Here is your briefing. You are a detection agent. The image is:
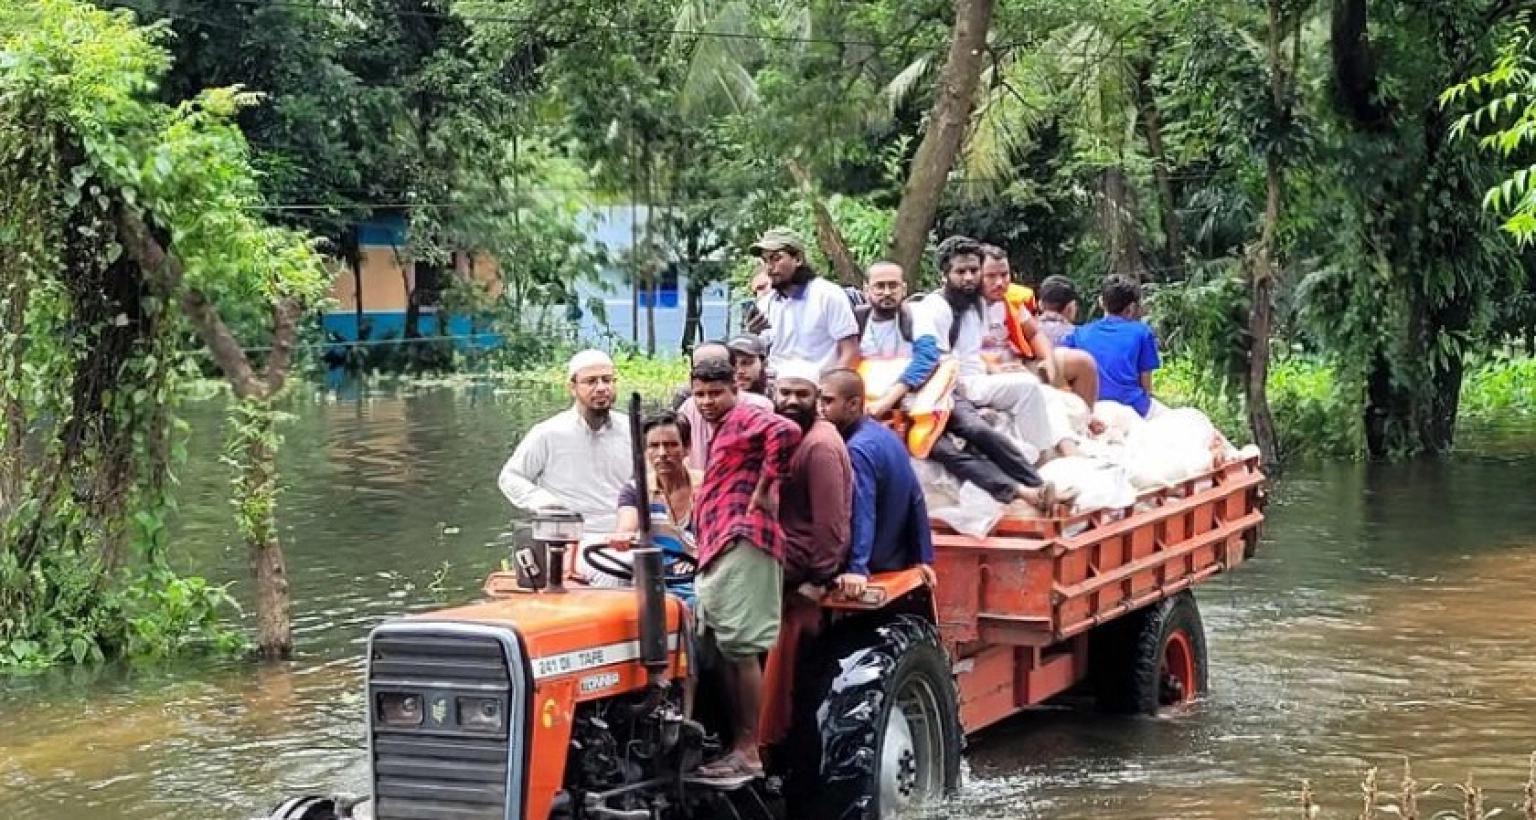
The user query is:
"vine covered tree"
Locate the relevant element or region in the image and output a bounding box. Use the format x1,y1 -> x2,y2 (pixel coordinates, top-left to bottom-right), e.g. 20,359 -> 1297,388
0,0 -> 327,664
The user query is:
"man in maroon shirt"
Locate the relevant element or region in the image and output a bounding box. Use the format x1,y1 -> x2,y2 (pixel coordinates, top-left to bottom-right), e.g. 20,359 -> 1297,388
688,358 -> 802,783
760,359 -> 852,752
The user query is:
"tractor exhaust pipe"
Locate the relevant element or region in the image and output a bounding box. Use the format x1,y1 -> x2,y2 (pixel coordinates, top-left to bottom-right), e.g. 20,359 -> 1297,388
628,392 -> 670,692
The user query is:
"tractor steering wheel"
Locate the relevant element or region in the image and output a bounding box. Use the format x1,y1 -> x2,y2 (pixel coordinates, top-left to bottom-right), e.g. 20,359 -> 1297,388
582,540 -> 698,584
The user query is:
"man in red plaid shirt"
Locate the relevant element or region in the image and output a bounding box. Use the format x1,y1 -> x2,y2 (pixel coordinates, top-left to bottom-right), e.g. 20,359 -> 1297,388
688,358 -> 802,784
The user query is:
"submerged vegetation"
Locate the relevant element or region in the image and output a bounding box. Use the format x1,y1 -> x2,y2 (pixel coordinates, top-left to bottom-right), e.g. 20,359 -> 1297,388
1301,753 -> 1536,820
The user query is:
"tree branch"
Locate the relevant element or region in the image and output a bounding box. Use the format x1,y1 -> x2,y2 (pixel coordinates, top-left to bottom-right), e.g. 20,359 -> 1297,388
114,206 -> 264,399
263,297 -> 303,394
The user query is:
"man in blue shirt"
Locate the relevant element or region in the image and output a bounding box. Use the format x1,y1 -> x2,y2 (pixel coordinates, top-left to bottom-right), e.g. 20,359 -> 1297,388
817,368 -> 936,598
1061,274 -> 1163,417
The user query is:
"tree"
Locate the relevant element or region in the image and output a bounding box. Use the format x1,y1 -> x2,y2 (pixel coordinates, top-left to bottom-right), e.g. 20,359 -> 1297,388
1309,0 -> 1525,458
886,0 -> 997,280
1,0 -> 328,663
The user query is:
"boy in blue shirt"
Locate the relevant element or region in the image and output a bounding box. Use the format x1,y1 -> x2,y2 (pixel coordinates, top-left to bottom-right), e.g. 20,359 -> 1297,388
1061,275 -> 1162,417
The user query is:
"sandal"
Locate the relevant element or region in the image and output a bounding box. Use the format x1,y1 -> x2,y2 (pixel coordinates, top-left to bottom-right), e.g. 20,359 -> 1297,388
692,751 -> 764,785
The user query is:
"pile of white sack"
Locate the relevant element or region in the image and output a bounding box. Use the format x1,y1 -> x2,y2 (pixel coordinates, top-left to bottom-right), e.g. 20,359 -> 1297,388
922,389 -> 1262,537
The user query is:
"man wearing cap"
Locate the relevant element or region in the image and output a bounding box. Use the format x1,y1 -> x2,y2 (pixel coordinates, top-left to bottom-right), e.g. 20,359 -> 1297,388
750,227 -> 861,374
675,341 -> 774,471
497,349 -> 633,586
726,333 -> 771,397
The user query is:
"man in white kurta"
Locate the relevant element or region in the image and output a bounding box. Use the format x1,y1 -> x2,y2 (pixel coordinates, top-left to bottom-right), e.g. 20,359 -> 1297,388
497,349 -> 632,585
916,237 -> 1066,464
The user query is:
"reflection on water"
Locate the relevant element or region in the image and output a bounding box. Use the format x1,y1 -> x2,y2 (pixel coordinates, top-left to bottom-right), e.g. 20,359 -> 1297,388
3,385 -> 1536,820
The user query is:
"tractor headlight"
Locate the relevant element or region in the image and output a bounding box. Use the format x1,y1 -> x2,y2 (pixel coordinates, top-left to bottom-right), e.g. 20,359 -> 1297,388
456,696 -> 505,732
377,692 -> 424,727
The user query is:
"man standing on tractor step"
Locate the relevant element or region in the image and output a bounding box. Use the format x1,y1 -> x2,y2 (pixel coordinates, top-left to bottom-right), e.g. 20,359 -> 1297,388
497,349 -> 632,586
687,358 -> 802,784
759,359 -> 853,754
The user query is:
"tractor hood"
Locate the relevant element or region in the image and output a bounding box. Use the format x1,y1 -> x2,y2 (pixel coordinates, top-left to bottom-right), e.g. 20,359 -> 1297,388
403,580 -> 687,686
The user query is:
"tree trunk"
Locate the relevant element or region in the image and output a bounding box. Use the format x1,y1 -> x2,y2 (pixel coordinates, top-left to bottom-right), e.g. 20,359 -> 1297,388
787,159 -> 861,285
681,273 -> 704,354
240,401 -> 293,660
646,267 -> 658,357
1139,96 -> 1184,267
1246,160 -> 1281,468
0,277 -> 27,516
887,0 -> 997,284
1099,168 -> 1148,279
1244,0 -> 1285,470
114,205 -> 299,660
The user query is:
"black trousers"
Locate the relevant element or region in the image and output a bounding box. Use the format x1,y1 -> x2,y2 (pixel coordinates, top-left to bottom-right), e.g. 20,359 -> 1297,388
928,396 -> 1043,503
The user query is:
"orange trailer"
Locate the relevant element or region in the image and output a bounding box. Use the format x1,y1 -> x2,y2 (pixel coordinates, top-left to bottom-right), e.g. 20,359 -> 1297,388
263,444 -> 1267,820
825,451 -> 1267,735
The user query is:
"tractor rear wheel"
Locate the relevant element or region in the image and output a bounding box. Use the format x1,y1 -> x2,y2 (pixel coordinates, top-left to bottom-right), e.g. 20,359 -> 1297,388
791,614 -> 962,820
1090,590 -> 1209,714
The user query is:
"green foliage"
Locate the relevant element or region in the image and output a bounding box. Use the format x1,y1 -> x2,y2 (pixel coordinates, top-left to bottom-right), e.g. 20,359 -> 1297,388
1156,355 -> 1366,462
0,0 -> 325,668
1444,17 -> 1536,244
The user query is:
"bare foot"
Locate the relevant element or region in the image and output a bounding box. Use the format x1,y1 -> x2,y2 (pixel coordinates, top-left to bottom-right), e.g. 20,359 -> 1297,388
1016,481 -> 1080,513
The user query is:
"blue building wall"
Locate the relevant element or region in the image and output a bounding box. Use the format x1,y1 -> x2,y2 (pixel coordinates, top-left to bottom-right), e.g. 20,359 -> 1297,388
321,205 -> 740,357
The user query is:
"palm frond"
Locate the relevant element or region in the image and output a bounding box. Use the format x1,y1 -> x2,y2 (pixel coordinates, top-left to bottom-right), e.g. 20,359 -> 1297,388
958,49 -> 1055,199
674,0 -> 762,116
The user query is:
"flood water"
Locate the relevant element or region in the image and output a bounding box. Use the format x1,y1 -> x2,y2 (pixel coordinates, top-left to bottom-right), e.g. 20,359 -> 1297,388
3,382 -> 1536,820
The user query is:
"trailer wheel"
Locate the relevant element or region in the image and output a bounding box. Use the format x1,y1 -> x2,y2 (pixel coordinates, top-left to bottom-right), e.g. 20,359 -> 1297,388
794,614 -> 962,820
1091,590 -> 1209,715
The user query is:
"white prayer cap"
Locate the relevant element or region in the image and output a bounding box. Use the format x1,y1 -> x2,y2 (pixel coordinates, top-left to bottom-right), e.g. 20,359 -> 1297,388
567,349 -> 615,379
774,358 -> 822,387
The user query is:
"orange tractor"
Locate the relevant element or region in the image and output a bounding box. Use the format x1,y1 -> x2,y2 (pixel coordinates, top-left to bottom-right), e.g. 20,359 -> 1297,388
264,394 -> 1267,820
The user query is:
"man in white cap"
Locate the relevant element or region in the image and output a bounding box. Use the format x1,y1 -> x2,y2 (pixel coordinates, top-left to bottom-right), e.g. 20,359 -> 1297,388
759,357 -> 852,757
497,349 -> 633,586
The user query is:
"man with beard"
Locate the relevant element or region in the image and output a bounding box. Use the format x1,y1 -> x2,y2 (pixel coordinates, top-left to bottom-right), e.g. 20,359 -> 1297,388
759,358 -> 851,760
726,333 -> 771,398
751,228 -> 860,373
689,358 -> 801,784
916,236 -> 1071,466
497,349 -> 632,585
860,259 -> 1059,511
855,260 -> 942,418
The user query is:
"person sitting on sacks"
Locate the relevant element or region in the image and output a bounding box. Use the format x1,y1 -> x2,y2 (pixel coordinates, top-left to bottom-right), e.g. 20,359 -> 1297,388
1060,274 -> 1168,419
853,259 -> 1061,512
977,244 -> 1102,416
914,236 -> 1078,466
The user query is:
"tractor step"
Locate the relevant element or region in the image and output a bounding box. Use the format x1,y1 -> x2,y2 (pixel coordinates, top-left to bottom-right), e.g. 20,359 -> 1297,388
681,773 -> 758,791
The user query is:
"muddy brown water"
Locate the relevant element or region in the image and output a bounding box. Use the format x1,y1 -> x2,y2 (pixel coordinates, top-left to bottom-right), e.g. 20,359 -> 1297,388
3,383 -> 1536,820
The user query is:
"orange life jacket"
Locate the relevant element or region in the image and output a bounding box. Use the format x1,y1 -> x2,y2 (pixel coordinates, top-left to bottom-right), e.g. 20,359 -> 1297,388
1002,283 -> 1038,360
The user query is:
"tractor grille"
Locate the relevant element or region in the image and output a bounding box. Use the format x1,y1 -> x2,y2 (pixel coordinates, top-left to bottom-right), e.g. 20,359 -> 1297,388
368,625 -> 528,820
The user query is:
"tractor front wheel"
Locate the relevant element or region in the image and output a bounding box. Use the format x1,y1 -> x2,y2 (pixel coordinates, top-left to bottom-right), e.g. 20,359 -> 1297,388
792,614 -> 962,820
265,796 -> 347,820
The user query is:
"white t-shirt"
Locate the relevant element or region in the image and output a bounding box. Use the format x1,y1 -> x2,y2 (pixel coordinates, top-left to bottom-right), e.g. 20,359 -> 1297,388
858,305 -> 938,360
916,292 -> 988,379
764,276 -> 860,372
